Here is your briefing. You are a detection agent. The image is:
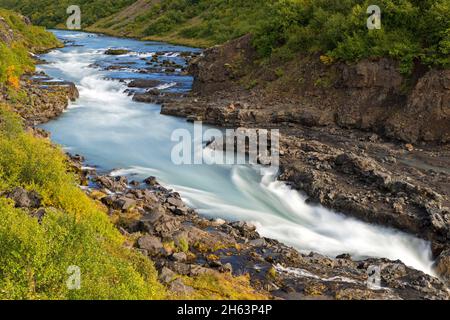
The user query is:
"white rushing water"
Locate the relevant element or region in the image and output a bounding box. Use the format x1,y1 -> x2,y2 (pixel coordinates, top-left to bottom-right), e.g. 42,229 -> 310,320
40,31 -> 436,276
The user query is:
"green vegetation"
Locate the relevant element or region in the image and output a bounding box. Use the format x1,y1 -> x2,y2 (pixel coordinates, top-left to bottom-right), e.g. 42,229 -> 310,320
181,273 -> 268,300
0,0 -> 134,28
1,1 -> 449,72
0,8 -> 61,88
90,0 -> 450,73
0,105 -> 166,299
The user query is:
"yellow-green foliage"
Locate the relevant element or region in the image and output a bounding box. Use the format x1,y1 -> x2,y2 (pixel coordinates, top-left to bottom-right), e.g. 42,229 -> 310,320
0,9 -> 61,51
0,9 -> 61,87
0,105 -> 166,299
181,273 -> 268,300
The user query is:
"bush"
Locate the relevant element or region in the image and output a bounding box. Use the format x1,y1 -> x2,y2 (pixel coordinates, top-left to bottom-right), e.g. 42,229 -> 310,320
252,0 -> 450,73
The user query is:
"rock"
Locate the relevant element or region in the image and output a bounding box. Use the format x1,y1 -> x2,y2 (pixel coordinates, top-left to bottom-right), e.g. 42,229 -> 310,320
231,221 -> 256,232
105,49 -> 130,55
171,252 -> 187,262
6,187 -> 42,208
128,79 -> 162,88
211,218 -> 226,226
137,235 -> 163,255
144,176 -> 158,186
167,196 -> 184,208
95,175 -> 127,192
222,263 -> 233,273
140,207 -> 181,236
103,196 -> 136,211
141,206 -> 165,224
168,278 -> 194,295
89,190 -> 106,201
190,265 -> 215,276
158,267 -> 176,284
166,196 -> 189,216
142,190 -> 159,203
115,176 -> 128,185
129,180 -> 140,187
405,144 -> 414,152
435,249 -> 450,282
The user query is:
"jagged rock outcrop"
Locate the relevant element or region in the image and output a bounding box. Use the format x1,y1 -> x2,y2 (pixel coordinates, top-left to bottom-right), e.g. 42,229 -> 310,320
167,34 -> 449,144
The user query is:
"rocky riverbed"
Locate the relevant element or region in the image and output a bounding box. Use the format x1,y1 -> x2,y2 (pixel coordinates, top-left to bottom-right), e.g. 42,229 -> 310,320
63,154 -> 448,299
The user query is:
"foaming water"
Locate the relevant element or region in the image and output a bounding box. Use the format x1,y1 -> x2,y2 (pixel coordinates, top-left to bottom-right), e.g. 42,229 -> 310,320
40,30 -> 435,276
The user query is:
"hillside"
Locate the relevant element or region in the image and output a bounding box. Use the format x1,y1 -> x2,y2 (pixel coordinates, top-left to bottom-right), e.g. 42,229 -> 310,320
0,0 -> 134,27
1,0 -> 449,74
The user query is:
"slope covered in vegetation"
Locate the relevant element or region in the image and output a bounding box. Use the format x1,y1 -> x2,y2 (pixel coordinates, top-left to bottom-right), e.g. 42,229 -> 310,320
0,8 -> 60,89
2,0 -> 446,74
93,0 -> 450,73
0,0 -> 134,28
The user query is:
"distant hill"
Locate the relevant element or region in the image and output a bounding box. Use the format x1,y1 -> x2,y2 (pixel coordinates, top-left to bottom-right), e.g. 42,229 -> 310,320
0,0 -> 134,27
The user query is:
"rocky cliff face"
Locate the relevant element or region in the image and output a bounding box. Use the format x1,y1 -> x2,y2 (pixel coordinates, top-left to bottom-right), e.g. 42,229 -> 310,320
181,35 -> 449,144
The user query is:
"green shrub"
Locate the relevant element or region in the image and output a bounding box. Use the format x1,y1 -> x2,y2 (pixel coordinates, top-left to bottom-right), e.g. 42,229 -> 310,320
252,0 -> 450,73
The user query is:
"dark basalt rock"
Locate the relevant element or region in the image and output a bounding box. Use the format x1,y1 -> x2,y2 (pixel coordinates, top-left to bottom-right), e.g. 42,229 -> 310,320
105,49 -> 130,55
127,79 -> 163,88
6,187 -> 42,209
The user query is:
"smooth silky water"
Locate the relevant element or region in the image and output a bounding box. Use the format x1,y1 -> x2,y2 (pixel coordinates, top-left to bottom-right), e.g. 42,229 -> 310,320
39,30 -> 435,275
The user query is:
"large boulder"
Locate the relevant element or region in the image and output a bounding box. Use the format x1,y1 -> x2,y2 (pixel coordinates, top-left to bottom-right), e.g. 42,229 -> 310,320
6,187 -> 42,209
137,235 -> 164,255
105,49 -> 130,55
128,79 -> 162,88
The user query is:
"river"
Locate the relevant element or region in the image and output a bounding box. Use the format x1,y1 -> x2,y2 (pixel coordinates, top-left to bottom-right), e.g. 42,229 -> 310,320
39,30 -> 435,276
